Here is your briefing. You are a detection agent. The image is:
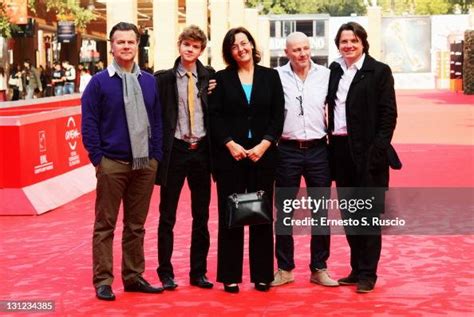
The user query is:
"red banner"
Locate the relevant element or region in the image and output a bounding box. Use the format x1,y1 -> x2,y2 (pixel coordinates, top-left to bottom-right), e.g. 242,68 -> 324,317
0,97 -> 89,188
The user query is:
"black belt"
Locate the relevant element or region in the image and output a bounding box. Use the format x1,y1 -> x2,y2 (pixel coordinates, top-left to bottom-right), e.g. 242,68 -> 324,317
279,137 -> 326,149
174,137 -> 205,150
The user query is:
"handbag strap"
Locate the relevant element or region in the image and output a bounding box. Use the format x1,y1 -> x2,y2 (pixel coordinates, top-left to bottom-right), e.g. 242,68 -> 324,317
230,190 -> 266,207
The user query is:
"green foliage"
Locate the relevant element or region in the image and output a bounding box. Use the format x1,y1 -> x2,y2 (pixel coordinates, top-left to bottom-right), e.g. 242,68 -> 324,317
316,0 -> 367,16
246,0 -> 368,15
246,0 -> 471,15
0,3 -> 13,38
414,0 -> 450,15
29,0 -> 96,30
447,0 -> 473,14
377,0 -> 413,15
378,0 -> 469,15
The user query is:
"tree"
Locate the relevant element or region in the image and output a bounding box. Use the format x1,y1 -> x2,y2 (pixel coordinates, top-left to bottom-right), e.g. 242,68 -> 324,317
246,0 -> 367,16
0,3 -> 21,38
377,0 -> 468,15
448,0 -> 473,14
246,0 -> 310,14
414,0 -> 450,15
28,0 -> 96,30
0,3 -> 13,38
316,0 -> 367,16
247,0 -> 471,15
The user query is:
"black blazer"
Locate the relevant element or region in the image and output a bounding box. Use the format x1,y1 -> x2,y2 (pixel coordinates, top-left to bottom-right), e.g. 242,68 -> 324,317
327,55 -> 400,187
154,57 -> 215,185
209,64 -> 285,171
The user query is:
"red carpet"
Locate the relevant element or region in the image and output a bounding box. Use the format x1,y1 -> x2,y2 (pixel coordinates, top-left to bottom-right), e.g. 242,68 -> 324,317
0,90 -> 473,316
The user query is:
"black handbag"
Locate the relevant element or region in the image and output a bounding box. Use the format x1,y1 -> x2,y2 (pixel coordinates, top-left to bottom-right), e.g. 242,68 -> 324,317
226,190 -> 272,228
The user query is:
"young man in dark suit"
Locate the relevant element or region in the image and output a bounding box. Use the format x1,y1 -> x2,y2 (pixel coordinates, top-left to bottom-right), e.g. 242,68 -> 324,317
326,22 -> 399,293
154,25 -> 214,290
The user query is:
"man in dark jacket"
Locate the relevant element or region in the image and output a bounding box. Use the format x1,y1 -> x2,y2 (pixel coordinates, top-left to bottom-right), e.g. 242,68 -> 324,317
326,22 -> 400,293
155,25 -> 214,290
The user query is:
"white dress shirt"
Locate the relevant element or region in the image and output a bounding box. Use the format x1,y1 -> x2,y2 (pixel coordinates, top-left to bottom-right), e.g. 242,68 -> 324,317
333,54 -> 366,135
276,60 -> 329,140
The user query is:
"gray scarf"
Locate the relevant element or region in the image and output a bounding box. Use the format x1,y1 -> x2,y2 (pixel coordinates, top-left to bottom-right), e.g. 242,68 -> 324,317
112,59 -> 151,170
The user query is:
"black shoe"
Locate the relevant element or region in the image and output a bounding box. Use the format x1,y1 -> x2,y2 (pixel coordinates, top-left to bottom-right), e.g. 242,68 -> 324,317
356,280 -> 375,293
338,275 -> 359,286
96,285 -> 115,301
224,284 -> 239,293
161,276 -> 178,290
124,276 -> 164,293
190,275 -> 214,289
254,283 -> 270,292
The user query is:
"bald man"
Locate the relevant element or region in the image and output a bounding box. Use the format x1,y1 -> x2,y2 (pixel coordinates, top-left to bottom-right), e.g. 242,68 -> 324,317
272,32 -> 338,287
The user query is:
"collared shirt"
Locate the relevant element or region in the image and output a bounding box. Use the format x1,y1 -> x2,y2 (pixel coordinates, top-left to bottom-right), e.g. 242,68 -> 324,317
276,60 -> 329,140
333,54 -> 366,135
106,64 -> 143,78
175,63 -> 205,142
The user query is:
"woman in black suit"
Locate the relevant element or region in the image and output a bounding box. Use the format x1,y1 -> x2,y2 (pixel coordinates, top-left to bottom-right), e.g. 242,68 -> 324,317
210,27 -> 284,293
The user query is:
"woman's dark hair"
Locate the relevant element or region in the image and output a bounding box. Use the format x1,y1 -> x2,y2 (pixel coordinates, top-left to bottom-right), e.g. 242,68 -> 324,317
0,67 -> 4,76
334,21 -> 370,55
222,26 -> 260,68
109,22 -> 140,43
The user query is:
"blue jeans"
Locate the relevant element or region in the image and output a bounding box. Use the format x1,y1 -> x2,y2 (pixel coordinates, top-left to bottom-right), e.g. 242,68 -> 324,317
25,86 -> 35,99
54,85 -> 64,96
64,82 -> 75,94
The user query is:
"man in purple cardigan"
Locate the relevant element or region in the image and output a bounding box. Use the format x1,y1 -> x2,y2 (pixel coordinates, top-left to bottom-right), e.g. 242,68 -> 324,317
81,22 -> 164,301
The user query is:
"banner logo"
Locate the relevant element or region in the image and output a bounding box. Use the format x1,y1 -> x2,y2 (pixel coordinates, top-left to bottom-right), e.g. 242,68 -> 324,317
65,117 -> 81,151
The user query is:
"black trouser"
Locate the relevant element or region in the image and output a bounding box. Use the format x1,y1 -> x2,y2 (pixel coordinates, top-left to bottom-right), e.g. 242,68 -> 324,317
331,135 -> 382,283
275,141 -> 331,272
157,139 -> 211,280
215,160 -> 274,284
11,88 -> 20,101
